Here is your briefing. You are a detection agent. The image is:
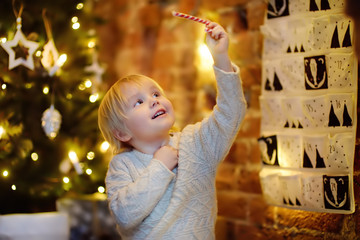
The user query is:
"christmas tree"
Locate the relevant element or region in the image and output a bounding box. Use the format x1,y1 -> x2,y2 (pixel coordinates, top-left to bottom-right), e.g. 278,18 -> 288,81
0,0 -> 109,213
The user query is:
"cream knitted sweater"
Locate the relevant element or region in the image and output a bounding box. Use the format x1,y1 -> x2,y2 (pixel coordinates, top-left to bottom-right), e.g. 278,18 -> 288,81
105,64 -> 246,239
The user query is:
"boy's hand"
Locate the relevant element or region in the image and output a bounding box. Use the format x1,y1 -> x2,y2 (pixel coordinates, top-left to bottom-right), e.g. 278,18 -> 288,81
154,145 -> 178,170
205,22 -> 233,72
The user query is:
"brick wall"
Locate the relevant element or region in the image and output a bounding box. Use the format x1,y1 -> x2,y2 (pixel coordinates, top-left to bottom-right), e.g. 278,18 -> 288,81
95,0 -> 359,239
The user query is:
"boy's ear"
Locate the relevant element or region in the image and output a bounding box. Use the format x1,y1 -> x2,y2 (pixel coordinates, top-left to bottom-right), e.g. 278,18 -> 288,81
113,130 -> 131,142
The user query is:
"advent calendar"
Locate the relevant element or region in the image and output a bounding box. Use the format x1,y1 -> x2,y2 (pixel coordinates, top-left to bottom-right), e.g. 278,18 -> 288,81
259,0 -> 357,213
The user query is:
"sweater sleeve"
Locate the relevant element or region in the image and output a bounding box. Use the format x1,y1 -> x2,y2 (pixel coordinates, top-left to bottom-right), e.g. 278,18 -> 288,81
181,63 -> 247,167
105,155 -> 175,232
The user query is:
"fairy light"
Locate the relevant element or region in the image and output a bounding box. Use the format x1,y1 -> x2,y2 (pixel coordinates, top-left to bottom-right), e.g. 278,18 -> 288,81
88,40 -> 96,48
1,83 -> 6,90
31,152 -> 39,161
35,50 -> 42,57
11,185 -> 16,190
66,93 -> 72,99
71,16 -> 78,23
2,170 -> 9,177
68,151 -> 78,162
50,132 -> 56,139
72,22 -> 80,30
100,141 -> 110,152
0,126 -> 5,139
85,168 -> 92,175
25,83 -> 33,89
89,93 -> 99,103
87,151 -> 95,160
98,186 -> 105,193
43,86 -> 49,94
0,37 -> 6,43
76,3 -> 84,10
85,79 -> 92,88
57,54 -> 67,67
63,176 -> 70,183
78,83 -> 86,91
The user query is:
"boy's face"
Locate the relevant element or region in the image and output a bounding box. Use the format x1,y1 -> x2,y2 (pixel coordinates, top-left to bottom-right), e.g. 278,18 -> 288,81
121,79 -> 175,143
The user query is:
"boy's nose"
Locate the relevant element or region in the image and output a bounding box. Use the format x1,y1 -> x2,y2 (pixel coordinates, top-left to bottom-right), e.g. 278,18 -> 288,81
151,99 -> 159,107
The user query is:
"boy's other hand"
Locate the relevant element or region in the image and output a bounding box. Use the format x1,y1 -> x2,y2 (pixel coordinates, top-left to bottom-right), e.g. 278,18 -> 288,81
154,145 -> 178,170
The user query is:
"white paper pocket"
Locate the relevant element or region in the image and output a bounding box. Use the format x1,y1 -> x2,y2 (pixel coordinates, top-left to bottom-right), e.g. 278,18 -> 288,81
327,53 -> 355,90
302,134 -> 327,168
260,96 -> 286,131
302,174 -> 324,209
279,174 -> 303,207
301,95 -> 328,128
260,170 -> 283,205
327,133 -> 353,170
278,134 -> 302,168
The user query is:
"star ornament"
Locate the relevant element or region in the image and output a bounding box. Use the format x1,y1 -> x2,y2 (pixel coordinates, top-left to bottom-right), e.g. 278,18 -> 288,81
1,28 -> 39,70
85,52 -> 105,86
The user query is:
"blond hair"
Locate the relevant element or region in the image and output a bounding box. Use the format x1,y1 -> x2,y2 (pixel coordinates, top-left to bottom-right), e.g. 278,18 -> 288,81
98,74 -> 165,154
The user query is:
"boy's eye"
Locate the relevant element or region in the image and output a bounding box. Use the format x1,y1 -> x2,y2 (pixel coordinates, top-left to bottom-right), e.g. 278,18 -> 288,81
153,92 -> 160,98
134,99 -> 143,107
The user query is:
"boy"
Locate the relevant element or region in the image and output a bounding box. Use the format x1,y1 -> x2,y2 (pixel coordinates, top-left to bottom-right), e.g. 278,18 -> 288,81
98,22 -> 247,239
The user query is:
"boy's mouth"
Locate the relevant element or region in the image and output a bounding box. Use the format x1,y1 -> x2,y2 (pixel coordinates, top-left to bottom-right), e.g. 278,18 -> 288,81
152,109 -> 166,119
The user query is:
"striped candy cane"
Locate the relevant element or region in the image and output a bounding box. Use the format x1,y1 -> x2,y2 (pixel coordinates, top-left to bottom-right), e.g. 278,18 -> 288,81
172,11 -> 212,32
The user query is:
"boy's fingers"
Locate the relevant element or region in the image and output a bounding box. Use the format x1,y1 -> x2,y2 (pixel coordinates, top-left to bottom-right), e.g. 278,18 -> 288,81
206,21 -> 217,28
210,28 -> 221,39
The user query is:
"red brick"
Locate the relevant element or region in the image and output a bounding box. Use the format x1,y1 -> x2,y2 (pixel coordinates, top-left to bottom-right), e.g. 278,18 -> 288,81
217,217 -> 325,240
249,138 -> 262,164
236,168 -> 262,194
230,31 -> 260,63
292,234 -> 324,240
354,174 -> 360,205
248,64 -> 262,85
225,139 -> 250,165
156,22 -> 180,45
122,31 -> 143,48
173,67 -> 197,91
151,70 -> 174,92
218,8 -> 247,34
249,195 -> 275,225
246,1 -> 267,30
153,47 -> 178,69
233,224 -> 271,240
179,45 -> 196,68
217,191 -> 248,219
138,3 -> 161,28
224,0 -> 251,7
178,0 -> 198,13
215,216 -> 231,240
250,85 -> 261,110
171,92 -> 197,127
355,198 -> 360,234
215,218 -> 280,240
216,163 -> 238,190
237,111 -> 261,138
354,144 -> 360,172
276,207 -> 344,233
201,1 -> 229,10
240,66 -> 259,89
